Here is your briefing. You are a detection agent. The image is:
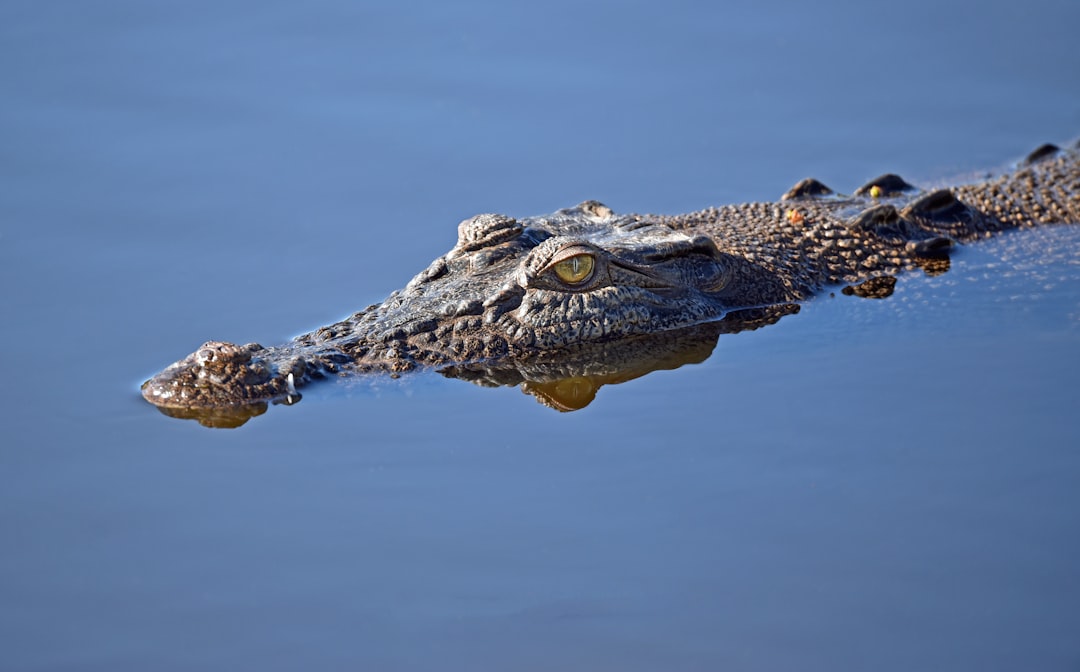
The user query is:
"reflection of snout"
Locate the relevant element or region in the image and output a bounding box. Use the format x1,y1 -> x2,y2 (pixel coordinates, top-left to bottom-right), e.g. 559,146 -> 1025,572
151,400 -> 271,429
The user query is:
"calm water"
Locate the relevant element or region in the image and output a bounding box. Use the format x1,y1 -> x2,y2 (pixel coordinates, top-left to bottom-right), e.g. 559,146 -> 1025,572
2,1 -> 1079,669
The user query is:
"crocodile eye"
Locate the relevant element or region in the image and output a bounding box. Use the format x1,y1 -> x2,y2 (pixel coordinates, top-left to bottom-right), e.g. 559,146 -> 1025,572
552,254 -> 595,285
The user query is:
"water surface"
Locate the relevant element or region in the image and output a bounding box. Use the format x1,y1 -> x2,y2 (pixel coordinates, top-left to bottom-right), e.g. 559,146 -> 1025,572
2,1 -> 1079,670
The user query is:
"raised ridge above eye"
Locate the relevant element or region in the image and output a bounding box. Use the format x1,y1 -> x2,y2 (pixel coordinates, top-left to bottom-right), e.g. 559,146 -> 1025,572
454,213 -> 523,253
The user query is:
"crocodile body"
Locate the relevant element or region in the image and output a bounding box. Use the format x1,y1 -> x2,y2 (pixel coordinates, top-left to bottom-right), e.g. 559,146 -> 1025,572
143,143 -> 1080,416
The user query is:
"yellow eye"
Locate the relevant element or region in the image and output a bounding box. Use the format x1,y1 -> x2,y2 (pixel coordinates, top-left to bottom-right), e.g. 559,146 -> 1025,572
552,254 -> 595,285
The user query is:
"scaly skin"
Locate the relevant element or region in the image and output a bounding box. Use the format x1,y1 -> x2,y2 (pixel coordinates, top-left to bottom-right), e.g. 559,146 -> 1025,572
142,143 -> 1079,413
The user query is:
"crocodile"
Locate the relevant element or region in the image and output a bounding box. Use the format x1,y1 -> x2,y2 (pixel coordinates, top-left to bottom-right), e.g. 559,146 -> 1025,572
142,142 -> 1080,422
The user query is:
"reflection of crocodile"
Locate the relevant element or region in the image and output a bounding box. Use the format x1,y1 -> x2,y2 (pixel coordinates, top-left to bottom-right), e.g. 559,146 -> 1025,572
143,143 -> 1079,421
154,305 -> 797,428
438,304 -> 799,412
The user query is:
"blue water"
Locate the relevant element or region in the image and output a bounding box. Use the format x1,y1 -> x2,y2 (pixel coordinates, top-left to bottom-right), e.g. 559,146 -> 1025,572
2,1 -> 1080,669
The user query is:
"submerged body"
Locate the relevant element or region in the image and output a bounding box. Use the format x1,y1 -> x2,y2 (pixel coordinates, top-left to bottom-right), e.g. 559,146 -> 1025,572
143,144 -> 1079,412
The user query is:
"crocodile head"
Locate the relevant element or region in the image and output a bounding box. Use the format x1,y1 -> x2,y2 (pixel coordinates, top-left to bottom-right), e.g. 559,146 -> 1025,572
342,201 -> 735,364
142,201 -> 737,412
